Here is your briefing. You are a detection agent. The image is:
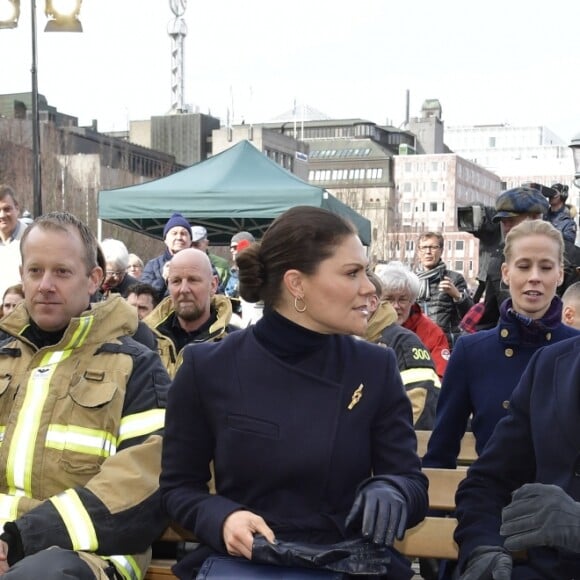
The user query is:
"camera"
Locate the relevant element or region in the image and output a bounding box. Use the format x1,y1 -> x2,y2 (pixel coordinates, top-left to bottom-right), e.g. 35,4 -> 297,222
521,182 -> 558,199
457,204 -> 498,234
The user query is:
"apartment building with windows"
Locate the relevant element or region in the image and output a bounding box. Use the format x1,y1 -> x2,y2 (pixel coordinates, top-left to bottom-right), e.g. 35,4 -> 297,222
391,153 -> 502,287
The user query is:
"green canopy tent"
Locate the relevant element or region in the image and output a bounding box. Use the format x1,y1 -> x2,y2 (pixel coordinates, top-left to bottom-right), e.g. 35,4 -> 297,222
98,140 -> 371,245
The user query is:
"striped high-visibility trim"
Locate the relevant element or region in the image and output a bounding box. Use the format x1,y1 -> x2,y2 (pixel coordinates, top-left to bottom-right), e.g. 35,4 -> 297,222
4,316 -> 94,496
105,554 -> 140,580
118,409 -> 165,446
6,364 -> 55,495
400,367 -> 442,389
46,425 -> 117,457
0,426 -> 5,444
50,488 -> 98,552
0,493 -> 20,527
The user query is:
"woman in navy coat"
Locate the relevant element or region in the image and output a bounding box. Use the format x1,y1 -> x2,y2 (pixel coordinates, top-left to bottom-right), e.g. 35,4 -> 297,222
160,206 -> 428,579
423,219 -> 579,470
455,335 -> 580,578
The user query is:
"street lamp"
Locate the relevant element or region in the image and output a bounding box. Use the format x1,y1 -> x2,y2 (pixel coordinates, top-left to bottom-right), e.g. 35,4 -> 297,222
0,0 -> 82,218
570,132 -> 580,189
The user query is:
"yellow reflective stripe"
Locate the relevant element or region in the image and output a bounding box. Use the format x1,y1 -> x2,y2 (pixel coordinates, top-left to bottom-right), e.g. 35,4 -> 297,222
118,409 -> 165,445
105,555 -> 140,580
46,425 -> 116,457
66,315 -> 94,350
0,493 -> 20,527
400,367 -> 441,389
4,316 -> 94,495
50,489 -> 98,551
0,426 -> 5,443
6,365 -> 55,495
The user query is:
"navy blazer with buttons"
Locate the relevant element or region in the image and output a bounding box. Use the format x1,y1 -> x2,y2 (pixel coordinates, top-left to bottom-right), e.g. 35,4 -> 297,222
423,310 -> 578,469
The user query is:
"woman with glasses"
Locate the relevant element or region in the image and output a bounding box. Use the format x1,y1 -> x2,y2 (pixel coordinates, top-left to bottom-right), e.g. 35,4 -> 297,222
365,271 -> 440,429
99,238 -> 139,299
376,261 -> 450,378
127,253 -> 144,279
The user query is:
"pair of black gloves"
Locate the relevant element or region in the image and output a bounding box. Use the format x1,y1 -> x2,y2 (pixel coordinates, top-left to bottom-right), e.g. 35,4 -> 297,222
461,483 -> 580,579
252,479 -> 408,575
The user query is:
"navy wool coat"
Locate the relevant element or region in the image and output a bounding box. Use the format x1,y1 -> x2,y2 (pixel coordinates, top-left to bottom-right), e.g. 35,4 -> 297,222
160,327 -> 428,579
455,336 -> 580,579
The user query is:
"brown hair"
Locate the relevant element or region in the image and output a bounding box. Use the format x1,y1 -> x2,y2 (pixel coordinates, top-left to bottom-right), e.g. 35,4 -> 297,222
3,283 -> 24,302
418,232 -> 444,248
20,212 -> 99,274
0,184 -> 18,206
237,206 -> 357,309
504,220 -> 564,265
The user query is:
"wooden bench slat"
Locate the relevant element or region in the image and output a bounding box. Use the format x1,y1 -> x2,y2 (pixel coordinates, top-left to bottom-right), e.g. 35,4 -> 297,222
395,517 -> 459,560
416,430 -> 477,465
424,467 -> 467,511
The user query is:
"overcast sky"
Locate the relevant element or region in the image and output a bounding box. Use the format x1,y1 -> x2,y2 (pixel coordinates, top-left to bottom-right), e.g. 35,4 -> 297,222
1,0 -> 579,143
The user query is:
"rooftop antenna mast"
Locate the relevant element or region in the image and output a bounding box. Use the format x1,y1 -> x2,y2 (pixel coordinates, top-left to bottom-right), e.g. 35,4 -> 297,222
168,0 -> 188,113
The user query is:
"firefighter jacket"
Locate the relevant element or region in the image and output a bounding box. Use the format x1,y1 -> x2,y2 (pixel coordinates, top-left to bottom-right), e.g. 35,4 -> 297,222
145,294 -> 234,378
0,296 -> 170,580
366,301 -> 440,429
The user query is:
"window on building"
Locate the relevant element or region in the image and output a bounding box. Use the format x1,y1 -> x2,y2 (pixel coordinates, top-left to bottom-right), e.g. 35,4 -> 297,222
404,183 -> 412,192
432,162 -> 438,171
431,181 -> 438,192
403,202 -> 411,213
405,162 -> 412,172
455,260 -> 464,271
406,240 -> 414,251
489,137 -> 496,147
455,240 -> 464,251
430,202 -> 438,212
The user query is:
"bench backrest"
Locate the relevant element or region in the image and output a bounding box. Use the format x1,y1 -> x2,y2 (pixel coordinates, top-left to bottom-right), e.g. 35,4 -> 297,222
394,466 -> 467,559
416,429 -> 477,465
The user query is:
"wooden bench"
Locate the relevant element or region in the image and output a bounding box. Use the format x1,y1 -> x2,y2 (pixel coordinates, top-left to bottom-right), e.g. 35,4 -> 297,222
415,430 -> 477,465
145,431 -> 477,579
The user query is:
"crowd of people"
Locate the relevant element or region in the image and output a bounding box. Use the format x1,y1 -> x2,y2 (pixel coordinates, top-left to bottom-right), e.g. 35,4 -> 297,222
0,178 -> 579,579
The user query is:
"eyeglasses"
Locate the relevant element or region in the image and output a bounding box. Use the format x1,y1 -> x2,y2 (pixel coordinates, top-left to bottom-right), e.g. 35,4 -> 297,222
384,296 -> 412,306
419,245 -> 442,253
105,270 -> 124,277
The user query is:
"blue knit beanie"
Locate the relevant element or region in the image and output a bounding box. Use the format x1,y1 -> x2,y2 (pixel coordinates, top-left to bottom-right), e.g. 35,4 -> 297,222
163,213 -> 192,239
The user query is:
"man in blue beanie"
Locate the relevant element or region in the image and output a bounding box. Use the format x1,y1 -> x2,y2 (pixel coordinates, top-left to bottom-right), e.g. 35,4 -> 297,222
141,213 -> 192,298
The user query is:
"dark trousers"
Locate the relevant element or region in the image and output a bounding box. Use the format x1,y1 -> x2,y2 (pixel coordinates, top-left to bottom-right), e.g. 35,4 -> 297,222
3,547 -> 101,579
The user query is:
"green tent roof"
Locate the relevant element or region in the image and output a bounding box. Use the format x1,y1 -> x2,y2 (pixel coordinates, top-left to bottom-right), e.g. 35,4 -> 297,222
98,140 -> 371,245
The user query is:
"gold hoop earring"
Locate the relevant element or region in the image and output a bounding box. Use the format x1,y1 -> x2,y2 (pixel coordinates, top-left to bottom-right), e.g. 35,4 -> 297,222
294,296 -> 307,313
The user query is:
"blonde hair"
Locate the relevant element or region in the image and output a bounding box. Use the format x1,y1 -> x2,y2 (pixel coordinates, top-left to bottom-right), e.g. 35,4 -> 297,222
504,220 -> 564,265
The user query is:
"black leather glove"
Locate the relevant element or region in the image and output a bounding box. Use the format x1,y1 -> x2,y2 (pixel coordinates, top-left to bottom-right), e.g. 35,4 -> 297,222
460,545 -> 512,580
501,482 -> 580,553
252,535 -> 390,575
345,480 -> 407,545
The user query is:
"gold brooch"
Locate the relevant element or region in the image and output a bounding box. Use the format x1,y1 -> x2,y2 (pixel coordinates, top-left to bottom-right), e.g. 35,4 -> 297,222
348,383 -> 364,410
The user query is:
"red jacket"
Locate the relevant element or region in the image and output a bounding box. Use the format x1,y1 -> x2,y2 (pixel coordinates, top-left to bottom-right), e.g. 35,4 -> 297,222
403,303 -> 450,378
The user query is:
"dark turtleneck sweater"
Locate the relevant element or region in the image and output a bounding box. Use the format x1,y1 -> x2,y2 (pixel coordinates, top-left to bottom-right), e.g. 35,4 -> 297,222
253,308 -> 343,384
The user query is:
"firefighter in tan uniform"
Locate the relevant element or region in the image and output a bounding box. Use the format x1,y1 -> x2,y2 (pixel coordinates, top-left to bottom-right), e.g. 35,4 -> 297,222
0,212 -> 170,579
144,248 -> 236,378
